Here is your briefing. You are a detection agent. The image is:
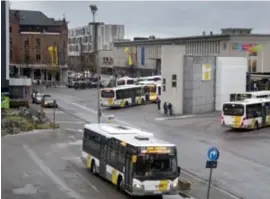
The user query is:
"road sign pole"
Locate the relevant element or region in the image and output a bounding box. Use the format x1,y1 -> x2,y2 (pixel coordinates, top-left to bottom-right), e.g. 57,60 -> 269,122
53,100 -> 56,129
206,168 -> 213,199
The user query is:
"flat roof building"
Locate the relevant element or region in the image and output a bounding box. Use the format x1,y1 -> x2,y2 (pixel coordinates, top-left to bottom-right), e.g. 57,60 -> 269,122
112,28 -> 270,76
68,23 -> 124,71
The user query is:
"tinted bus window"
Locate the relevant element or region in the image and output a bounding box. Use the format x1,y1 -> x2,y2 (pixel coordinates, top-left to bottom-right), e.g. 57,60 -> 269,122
246,103 -> 262,118
127,80 -> 134,85
149,86 -> 156,93
256,95 -> 269,98
153,77 -> 161,82
101,90 -> 114,98
117,80 -> 125,85
223,104 -> 244,116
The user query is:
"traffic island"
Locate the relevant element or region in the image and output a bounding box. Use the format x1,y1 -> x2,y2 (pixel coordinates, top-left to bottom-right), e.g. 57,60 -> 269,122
1,108 -> 59,137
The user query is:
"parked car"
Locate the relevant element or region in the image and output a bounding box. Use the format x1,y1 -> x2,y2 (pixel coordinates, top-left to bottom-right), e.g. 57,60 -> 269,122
42,95 -> 58,108
33,93 -> 50,104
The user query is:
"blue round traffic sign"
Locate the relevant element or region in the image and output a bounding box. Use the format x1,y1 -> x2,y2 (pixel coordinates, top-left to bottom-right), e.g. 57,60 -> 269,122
207,147 -> 219,161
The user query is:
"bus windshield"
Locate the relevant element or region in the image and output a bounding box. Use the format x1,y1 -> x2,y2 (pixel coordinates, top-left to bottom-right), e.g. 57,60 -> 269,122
149,86 -> 156,93
101,90 -> 114,98
134,154 -> 177,177
223,104 -> 244,116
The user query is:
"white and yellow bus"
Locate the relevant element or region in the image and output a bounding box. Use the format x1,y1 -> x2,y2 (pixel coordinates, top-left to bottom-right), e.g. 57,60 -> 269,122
101,85 -> 147,108
116,76 -> 135,86
137,81 -> 161,103
230,91 -> 270,101
136,75 -> 161,83
221,98 -> 270,129
81,123 -> 181,196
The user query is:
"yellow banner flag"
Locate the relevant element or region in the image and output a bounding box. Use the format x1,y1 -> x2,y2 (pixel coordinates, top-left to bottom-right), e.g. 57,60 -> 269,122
54,46 -> 58,66
124,47 -> 129,53
128,55 -> 133,66
48,46 -> 54,65
251,44 -> 264,53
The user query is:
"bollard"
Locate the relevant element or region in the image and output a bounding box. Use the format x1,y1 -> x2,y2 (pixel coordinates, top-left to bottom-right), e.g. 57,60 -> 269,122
157,98 -> 161,110
107,115 -> 115,123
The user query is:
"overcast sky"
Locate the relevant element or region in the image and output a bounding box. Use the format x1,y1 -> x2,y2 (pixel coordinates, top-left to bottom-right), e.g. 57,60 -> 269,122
10,1 -> 270,39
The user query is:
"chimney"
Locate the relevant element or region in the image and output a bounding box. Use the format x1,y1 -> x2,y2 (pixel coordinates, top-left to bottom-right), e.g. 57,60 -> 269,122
210,31 -> 213,35
202,31 -> 206,36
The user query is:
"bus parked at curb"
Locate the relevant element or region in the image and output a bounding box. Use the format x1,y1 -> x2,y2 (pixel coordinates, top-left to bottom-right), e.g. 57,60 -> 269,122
101,85 -> 147,108
136,81 -> 161,103
221,98 -> 270,129
81,123 -> 181,196
230,91 -> 270,101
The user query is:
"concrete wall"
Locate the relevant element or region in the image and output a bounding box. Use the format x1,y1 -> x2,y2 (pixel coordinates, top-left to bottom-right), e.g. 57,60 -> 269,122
183,56 -> 216,114
160,45 -> 185,114
9,78 -> 32,86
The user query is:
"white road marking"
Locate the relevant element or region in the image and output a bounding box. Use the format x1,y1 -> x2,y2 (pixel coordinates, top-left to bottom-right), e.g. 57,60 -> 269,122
155,115 -> 194,121
23,145 -> 82,199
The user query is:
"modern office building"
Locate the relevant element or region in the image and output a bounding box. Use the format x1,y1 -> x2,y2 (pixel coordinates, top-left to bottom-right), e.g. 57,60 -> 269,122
68,23 -> 124,72
113,28 -> 270,76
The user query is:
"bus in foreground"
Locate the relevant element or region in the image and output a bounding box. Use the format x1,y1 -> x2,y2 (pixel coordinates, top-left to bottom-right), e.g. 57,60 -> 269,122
101,85 -> 147,108
230,91 -> 270,101
137,81 -> 161,103
221,98 -> 270,129
81,123 -> 181,196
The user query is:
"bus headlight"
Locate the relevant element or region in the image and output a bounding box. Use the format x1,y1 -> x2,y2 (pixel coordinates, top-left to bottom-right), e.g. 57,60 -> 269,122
133,184 -> 144,190
170,180 -> 178,190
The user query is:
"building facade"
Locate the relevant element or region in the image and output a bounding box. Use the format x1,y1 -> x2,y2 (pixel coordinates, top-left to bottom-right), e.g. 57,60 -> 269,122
68,23 -> 124,71
9,9 -> 68,83
113,28 -> 270,75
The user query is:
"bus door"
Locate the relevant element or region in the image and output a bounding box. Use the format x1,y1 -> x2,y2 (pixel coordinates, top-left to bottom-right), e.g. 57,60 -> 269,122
131,89 -> 136,105
262,104 -> 267,127
99,138 -> 107,178
124,152 -> 133,192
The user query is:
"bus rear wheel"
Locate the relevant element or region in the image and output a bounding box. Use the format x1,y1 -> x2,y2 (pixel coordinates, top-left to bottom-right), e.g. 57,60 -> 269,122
117,176 -> 124,191
254,121 -> 259,130
124,102 -> 129,108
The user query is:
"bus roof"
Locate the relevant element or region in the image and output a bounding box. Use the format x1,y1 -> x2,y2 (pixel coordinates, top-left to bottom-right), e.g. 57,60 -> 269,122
234,91 -> 270,95
84,123 -> 175,147
84,123 -> 154,138
113,133 -> 175,147
102,84 -> 144,91
224,98 -> 270,105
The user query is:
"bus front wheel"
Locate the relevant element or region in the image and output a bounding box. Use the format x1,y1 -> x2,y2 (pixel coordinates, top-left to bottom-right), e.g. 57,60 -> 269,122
117,176 -> 124,191
91,160 -> 97,175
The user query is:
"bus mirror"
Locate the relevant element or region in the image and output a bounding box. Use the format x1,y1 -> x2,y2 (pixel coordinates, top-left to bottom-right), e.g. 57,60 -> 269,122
178,166 -> 181,175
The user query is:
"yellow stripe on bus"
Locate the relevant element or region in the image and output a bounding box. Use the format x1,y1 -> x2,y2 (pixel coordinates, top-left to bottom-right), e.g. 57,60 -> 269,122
112,169 -> 118,185
158,180 -> 169,191
233,116 -> 241,128
87,155 -> 92,169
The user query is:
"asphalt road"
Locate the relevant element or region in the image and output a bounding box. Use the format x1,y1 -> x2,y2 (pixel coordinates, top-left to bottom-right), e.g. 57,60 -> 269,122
45,87 -> 270,199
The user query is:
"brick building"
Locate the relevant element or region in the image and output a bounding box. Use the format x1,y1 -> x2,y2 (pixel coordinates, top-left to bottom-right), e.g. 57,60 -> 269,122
9,9 -> 68,83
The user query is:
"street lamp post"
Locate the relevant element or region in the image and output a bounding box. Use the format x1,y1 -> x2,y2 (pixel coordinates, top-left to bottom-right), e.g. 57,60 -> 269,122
89,4 -> 101,123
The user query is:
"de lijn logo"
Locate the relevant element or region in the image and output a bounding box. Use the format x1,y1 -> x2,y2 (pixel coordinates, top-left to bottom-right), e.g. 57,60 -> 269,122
207,147 -> 219,161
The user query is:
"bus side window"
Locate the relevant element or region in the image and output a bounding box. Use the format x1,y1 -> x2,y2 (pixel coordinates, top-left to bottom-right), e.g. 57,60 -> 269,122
246,103 -> 262,118
266,102 -> 270,115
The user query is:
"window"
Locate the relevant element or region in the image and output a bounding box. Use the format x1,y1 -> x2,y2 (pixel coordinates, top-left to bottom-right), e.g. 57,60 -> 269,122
36,54 -> 41,61
246,103 -> 262,119
172,74 -> 177,87
162,78 -> 166,92
10,50 -> 12,61
36,38 -> 41,46
10,37 -> 12,46
223,104 -> 244,116
24,38 -> 29,47
9,26 -> 12,33
24,53 -> 30,62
